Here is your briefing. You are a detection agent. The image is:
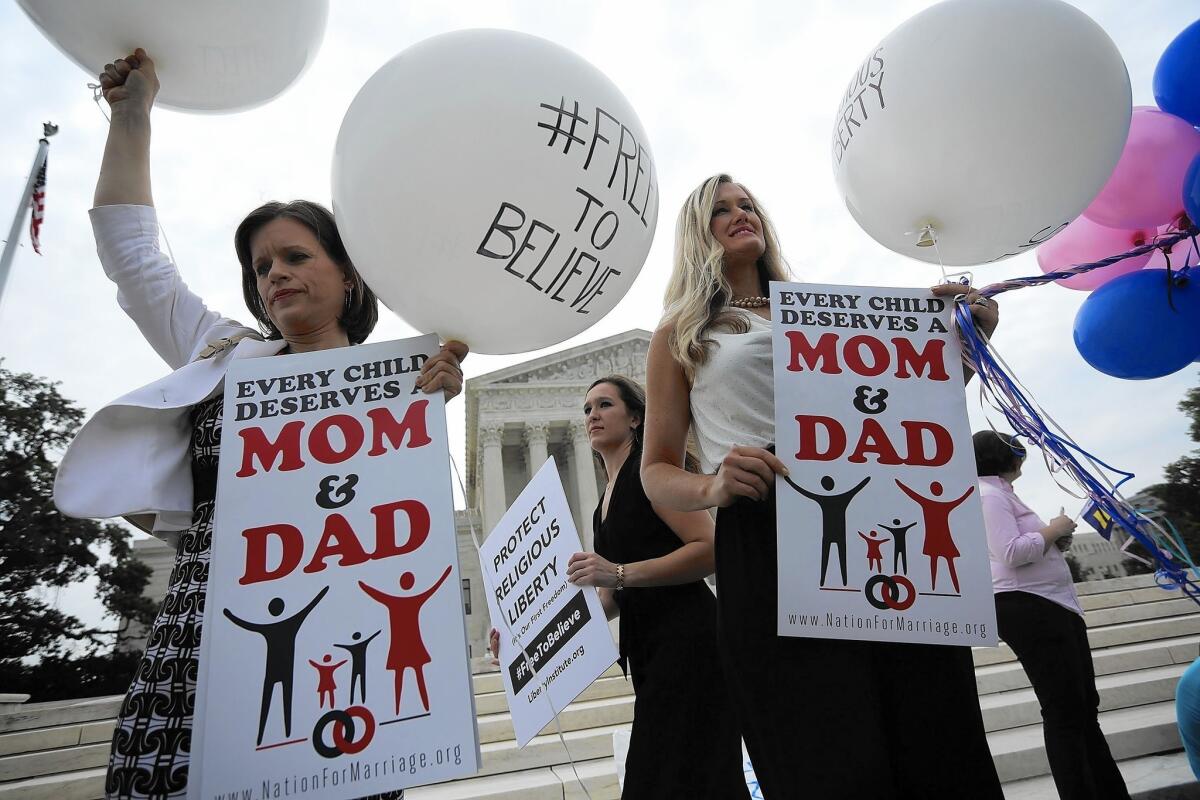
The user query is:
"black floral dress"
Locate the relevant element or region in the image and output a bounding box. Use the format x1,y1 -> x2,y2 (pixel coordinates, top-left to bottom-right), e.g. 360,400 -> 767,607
105,395 -> 403,800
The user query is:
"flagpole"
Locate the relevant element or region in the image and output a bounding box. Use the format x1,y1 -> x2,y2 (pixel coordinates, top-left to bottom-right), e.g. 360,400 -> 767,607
0,123 -> 57,308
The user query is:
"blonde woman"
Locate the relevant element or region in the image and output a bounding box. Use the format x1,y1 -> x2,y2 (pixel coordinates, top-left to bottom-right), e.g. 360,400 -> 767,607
640,175 -> 1003,798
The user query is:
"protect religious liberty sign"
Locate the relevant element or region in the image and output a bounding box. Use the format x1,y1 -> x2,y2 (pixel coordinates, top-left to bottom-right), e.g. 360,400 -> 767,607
771,282 -> 998,647
189,335 -> 480,800
480,458 -> 619,747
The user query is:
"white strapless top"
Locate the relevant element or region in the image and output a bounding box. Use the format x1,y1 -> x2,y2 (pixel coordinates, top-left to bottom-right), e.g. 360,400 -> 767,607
690,310 -> 775,473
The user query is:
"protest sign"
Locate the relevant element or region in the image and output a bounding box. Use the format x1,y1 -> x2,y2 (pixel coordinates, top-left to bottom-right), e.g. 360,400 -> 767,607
771,282 -> 997,647
480,458 -> 618,747
190,334 -> 479,800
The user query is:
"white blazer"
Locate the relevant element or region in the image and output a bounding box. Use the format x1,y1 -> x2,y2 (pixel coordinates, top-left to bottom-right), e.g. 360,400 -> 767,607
54,205 -> 287,544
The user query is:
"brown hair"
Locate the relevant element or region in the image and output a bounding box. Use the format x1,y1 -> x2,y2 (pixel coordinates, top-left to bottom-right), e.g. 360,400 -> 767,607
234,200 -> 379,345
972,430 -> 1026,477
588,375 -> 699,472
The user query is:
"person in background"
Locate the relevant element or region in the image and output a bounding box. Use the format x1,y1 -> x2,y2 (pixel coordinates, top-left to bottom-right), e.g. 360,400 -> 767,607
974,430 -> 1130,800
492,375 -> 748,799
1175,657 -> 1200,779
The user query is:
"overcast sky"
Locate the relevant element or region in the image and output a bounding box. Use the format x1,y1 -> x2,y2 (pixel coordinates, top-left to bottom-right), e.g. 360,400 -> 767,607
2,1 -> 1195,631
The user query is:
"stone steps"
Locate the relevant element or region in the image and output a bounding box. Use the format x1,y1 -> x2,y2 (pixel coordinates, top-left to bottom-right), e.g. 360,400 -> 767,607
2,573 -> 1194,800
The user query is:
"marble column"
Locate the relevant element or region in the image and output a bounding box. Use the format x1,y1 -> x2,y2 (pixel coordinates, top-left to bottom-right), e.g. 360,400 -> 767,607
570,419 -> 601,551
480,425 -> 507,533
524,421 -> 550,478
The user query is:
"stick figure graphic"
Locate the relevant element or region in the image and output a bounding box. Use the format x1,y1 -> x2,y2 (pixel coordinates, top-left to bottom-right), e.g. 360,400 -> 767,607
359,565 -> 453,715
333,630 -> 381,705
895,480 -> 975,594
858,530 -> 887,573
784,475 -> 871,586
878,518 -> 917,575
308,654 -> 346,709
223,586 -> 329,745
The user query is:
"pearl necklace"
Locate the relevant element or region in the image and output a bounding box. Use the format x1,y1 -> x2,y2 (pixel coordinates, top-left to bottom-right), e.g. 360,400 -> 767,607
730,295 -> 770,308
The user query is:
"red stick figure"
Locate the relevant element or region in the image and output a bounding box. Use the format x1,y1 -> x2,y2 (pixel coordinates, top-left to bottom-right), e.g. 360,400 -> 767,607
895,480 -> 975,594
307,654 -> 346,709
858,530 -> 887,574
359,565 -> 453,715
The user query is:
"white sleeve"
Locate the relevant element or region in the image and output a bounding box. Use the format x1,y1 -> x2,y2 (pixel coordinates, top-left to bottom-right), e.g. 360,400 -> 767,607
90,204 -> 240,370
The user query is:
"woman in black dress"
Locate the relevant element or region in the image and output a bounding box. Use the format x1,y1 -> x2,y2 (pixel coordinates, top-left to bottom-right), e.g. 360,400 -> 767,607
566,375 -> 748,799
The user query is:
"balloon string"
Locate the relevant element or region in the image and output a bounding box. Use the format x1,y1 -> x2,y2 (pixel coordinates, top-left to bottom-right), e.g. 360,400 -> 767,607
953,303 -> 1200,601
87,82 -> 111,123
448,456 -> 596,800
979,225 -> 1200,298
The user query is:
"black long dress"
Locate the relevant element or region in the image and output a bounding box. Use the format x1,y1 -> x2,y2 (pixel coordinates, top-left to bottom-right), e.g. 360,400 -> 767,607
592,453 -> 749,799
714,476 -> 1004,800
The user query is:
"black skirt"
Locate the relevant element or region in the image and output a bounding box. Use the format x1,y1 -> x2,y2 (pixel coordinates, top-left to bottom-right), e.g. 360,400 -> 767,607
714,487 -> 1003,800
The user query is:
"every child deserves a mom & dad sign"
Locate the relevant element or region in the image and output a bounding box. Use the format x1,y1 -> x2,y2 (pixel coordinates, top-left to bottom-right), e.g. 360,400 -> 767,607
772,282 -> 998,648
190,334 -> 479,800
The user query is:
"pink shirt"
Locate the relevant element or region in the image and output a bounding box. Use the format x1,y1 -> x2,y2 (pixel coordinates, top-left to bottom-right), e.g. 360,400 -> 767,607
978,476 -> 1083,616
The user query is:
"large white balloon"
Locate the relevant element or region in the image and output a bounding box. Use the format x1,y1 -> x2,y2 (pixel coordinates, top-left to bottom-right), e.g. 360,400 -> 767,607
17,0 -> 327,113
832,0 -> 1131,267
333,29 -> 658,355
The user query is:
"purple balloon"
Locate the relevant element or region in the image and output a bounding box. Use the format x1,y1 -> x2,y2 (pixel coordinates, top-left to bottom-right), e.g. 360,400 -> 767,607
1083,106 -> 1200,229
1037,215 -> 1152,291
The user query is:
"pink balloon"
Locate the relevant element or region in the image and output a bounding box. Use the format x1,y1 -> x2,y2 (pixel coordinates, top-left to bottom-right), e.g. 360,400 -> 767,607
1037,215 -> 1152,290
1083,106 -> 1200,229
1145,218 -> 1199,269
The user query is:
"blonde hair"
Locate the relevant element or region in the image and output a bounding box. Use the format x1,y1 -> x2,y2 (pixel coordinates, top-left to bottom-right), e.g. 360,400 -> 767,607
662,174 -> 790,380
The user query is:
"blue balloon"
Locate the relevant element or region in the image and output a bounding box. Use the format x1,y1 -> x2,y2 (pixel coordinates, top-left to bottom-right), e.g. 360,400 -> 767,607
1074,269 -> 1200,379
1186,153 -> 1200,227
1154,19 -> 1200,127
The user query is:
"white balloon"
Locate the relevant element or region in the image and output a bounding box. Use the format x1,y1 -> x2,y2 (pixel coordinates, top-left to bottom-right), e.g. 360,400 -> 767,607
832,0 -> 1131,267
333,29 -> 658,355
17,0 -> 327,113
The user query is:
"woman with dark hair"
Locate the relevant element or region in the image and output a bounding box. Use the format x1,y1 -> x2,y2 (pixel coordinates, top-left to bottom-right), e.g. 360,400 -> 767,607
490,375 -> 747,798
640,173 -> 1004,798
974,430 -> 1129,800
52,50 -> 464,800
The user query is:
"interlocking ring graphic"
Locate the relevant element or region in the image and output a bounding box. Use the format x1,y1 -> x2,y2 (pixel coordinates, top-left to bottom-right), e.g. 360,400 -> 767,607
312,705 -> 375,758
864,574 -> 916,611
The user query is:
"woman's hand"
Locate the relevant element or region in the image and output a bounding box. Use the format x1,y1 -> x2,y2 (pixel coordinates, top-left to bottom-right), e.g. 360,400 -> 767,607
1041,510 -> 1080,554
705,446 -> 790,507
929,282 -> 1000,339
1041,511 -> 1077,545
567,552 -> 620,587
98,48 -> 159,116
417,340 -> 467,401
488,627 -> 500,663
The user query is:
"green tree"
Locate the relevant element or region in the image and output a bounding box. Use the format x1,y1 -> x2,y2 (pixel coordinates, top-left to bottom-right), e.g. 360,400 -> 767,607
1143,384 -> 1200,565
0,363 -> 155,698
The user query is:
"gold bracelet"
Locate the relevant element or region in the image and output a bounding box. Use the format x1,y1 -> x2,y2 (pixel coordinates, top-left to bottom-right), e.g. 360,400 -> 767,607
616,563 -> 624,591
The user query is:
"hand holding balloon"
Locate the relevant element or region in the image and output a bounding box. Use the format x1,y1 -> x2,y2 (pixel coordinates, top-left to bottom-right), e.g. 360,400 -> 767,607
97,48 -> 159,115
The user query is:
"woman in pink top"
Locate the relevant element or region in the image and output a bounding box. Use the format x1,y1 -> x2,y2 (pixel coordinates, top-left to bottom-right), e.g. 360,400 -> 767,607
974,431 -> 1129,800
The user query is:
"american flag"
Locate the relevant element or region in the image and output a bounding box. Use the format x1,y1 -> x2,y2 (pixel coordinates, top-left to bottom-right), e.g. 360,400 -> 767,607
29,155 -> 46,255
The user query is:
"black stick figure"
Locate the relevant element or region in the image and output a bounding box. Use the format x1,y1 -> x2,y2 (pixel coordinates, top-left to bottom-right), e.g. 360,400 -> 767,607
783,475 -> 871,586
223,586 -> 329,745
878,518 -> 918,575
333,629 -> 381,705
